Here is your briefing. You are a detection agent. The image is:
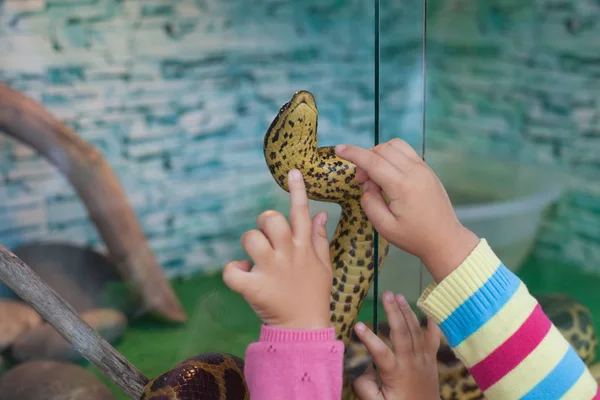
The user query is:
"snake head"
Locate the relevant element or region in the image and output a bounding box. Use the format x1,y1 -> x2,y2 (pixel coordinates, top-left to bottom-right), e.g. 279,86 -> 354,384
263,90 -> 318,160
276,91 -> 317,117
289,90 -> 317,113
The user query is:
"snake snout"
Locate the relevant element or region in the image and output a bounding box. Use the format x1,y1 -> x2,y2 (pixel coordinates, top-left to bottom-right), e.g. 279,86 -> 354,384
290,90 -> 317,113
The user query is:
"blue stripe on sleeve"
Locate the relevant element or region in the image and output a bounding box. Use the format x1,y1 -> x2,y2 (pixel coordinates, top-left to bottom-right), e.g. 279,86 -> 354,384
439,264 -> 521,347
520,346 -> 585,400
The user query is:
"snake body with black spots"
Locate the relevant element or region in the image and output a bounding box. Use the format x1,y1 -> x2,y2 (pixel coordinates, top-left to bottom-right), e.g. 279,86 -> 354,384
142,90 -> 387,399
263,90 -> 390,342
262,91 -> 390,398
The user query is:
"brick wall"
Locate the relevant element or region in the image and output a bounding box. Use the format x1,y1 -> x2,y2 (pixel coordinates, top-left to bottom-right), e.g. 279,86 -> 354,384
3,0 -> 598,276
0,0 -> 424,277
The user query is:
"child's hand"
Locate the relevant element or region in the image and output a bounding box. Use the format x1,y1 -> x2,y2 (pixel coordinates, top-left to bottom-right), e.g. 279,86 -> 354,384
353,291 -> 441,400
222,169 -> 333,331
335,139 -> 480,282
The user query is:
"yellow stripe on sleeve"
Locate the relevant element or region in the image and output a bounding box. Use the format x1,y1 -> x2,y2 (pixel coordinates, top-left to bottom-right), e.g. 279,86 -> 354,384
452,282 -> 537,367
418,239 -> 501,324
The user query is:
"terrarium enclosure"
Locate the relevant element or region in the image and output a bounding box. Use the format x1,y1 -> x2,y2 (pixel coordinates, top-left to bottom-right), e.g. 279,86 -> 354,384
0,0 -> 599,399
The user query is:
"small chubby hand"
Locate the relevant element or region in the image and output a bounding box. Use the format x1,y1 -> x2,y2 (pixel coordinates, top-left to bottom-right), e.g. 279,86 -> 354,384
353,291 -> 441,400
335,139 -> 479,283
223,169 -> 333,330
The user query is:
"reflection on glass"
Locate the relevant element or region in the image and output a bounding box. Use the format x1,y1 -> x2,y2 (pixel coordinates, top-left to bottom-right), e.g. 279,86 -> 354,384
375,0 -> 428,306
420,1 -> 600,398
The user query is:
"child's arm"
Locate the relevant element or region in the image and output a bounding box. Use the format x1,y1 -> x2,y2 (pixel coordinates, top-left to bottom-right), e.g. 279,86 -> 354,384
336,139 -> 600,399
418,239 -> 599,399
244,326 -> 344,399
223,169 -> 343,399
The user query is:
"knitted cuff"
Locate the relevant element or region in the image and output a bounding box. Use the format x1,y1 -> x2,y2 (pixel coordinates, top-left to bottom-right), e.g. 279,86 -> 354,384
417,239 -> 506,325
259,325 -> 336,343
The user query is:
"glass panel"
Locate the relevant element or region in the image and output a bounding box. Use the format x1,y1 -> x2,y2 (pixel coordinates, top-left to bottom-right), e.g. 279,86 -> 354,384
339,0 -> 428,386
0,0 -> 427,399
373,0 -> 428,307
422,0 -> 600,392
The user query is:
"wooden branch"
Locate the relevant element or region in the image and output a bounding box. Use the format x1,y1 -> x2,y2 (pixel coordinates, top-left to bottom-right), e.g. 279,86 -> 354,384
0,244 -> 148,399
0,83 -> 187,323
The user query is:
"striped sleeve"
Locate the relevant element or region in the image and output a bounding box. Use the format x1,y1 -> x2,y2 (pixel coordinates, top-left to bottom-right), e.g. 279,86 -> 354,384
417,239 -> 599,400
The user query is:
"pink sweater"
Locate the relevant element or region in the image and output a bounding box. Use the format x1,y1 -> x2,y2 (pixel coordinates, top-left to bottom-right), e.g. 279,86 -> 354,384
244,240 -> 599,399
244,326 -> 344,399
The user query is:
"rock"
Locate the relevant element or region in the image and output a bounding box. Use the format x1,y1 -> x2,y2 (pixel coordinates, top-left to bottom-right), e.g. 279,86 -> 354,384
0,300 -> 41,350
0,361 -> 115,400
11,309 -> 127,363
6,243 -> 133,314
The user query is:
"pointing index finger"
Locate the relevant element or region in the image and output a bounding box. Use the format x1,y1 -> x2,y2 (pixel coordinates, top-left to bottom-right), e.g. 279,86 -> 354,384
288,169 -> 311,239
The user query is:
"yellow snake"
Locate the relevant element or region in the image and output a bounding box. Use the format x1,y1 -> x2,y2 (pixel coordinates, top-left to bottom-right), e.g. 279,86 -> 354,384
263,90 -> 389,398
141,90 -> 387,399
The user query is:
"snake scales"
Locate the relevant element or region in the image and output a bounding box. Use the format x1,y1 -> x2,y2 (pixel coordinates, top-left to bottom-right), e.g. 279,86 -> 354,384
142,90 -> 598,400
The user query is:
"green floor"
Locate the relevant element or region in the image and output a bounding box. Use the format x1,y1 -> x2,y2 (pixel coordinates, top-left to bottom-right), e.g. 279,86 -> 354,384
92,254 -> 600,399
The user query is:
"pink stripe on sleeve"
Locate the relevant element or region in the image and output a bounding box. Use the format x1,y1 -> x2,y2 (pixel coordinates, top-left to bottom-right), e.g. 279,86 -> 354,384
593,386 -> 600,399
470,304 -> 551,391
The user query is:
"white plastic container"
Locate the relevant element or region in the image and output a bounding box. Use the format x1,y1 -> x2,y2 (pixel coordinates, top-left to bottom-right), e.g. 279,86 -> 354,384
306,149 -> 564,302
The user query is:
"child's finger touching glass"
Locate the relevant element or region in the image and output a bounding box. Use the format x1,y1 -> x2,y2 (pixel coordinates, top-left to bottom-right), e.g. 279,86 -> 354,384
381,291 -> 413,357
395,294 -> 425,356
288,168 -> 312,239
